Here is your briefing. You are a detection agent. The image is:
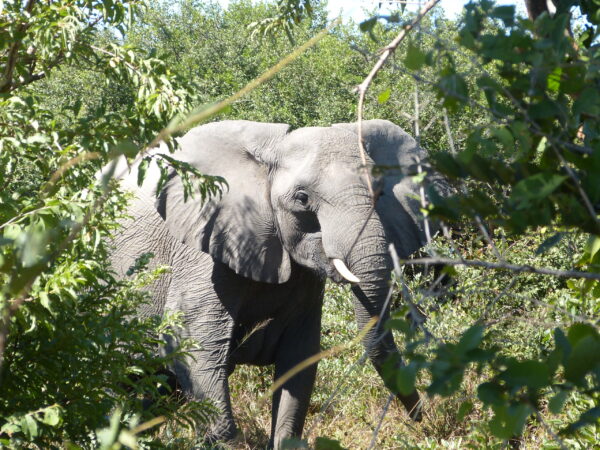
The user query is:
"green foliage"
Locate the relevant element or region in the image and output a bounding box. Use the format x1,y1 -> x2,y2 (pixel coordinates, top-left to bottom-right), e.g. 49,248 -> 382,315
249,0 -> 314,42
230,230 -> 599,448
3,0 -> 599,447
356,1 -> 600,444
0,0 -> 222,446
428,1 -> 600,237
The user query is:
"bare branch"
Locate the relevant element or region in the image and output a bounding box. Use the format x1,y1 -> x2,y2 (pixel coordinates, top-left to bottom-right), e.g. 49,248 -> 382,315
550,144 -> 600,234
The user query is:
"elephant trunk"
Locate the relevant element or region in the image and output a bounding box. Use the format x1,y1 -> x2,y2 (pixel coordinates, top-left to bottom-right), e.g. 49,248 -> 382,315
344,212 -> 422,421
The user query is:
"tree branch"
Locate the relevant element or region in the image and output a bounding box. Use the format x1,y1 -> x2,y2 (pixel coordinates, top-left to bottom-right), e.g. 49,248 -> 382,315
9,51 -> 65,91
402,256 -> 600,281
0,0 -> 38,93
355,0 -> 441,201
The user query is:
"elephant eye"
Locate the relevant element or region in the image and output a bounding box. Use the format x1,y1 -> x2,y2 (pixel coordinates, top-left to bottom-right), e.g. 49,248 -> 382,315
294,191 -> 309,206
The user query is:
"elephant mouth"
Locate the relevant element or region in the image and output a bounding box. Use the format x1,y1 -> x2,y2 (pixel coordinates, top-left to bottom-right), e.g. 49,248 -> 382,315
332,259 -> 360,283
292,232 -> 361,284
327,258 -> 360,284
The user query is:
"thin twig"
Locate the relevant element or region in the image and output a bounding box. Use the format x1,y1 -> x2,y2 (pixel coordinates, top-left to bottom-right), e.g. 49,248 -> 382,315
90,44 -> 142,74
535,411 -> 568,450
551,145 -> 600,234
474,215 -> 504,262
442,108 -> 456,155
259,317 -> 378,405
368,393 -> 394,450
391,244 -> 438,341
417,157 -> 432,245
42,152 -> 101,194
481,278 -> 519,320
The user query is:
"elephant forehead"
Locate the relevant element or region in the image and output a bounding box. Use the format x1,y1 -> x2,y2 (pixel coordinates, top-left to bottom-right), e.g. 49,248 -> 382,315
284,127 -> 369,165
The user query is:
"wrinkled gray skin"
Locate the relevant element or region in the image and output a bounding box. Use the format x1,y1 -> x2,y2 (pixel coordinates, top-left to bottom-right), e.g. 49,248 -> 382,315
109,119 -> 442,448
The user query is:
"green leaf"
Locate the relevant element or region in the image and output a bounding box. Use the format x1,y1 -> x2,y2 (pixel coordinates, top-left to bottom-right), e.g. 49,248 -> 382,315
359,17 -> 377,33
510,173 -> 567,208
573,87 -> 600,119
456,325 -> 484,354
411,171 -> 427,185
490,127 -> 513,151
457,401 -> 473,421
489,403 -> 531,439
438,72 -> 469,111
535,232 -> 566,255
21,224 -> 49,268
564,334 -> 600,385
500,360 -> 551,389
97,409 -> 122,448
137,157 -> 150,187
478,382 -> 504,406
377,88 -> 391,104
359,17 -> 378,41
118,430 -> 138,448
554,327 -> 571,359
43,407 -> 62,427
396,363 -> 418,396
22,415 -> 38,439
315,437 -> 347,450
113,139 -> 139,159
491,5 -> 515,26
404,42 -> 426,71
547,67 -> 562,92
385,318 -> 413,335
567,322 -> 599,346
282,437 -> 309,449
548,390 -> 569,414
585,235 -> 600,261
561,407 -> 600,435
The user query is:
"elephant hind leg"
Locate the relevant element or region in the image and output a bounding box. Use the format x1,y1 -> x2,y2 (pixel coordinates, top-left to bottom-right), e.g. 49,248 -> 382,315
171,354 -> 238,444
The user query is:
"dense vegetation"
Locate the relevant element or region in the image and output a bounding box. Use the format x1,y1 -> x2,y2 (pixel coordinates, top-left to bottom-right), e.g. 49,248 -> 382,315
0,0 -> 598,448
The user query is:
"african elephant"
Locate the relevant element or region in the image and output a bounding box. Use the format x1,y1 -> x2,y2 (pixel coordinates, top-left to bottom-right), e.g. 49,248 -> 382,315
108,119 -> 442,448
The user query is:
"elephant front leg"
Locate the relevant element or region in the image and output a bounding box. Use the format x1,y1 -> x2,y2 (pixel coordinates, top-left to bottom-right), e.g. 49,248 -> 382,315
269,314 -> 321,449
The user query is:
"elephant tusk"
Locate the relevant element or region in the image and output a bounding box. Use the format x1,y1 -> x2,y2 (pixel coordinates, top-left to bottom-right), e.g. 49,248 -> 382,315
332,259 -> 361,284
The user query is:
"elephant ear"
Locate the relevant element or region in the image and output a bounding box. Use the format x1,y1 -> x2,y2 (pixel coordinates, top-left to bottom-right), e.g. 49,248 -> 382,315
333,119 -> 436,258
125,120 -> 292,284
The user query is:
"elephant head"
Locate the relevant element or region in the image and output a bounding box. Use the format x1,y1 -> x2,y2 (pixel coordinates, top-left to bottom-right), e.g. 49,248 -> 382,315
120,119 -> 435,419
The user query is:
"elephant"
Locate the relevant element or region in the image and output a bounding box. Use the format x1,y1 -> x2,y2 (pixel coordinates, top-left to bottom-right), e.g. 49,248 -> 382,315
107,119 -> 445,448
